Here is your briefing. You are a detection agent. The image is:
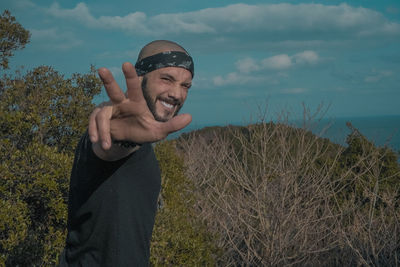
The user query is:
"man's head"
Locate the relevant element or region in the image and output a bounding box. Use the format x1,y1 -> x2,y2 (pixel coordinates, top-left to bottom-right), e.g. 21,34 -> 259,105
135,40 -> 194,122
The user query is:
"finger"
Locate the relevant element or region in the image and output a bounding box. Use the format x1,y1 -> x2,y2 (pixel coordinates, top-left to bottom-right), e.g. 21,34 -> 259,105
95,106 -> 113,150
161,113 -> 192,135
98,67 -> 126,104
122,62 -> 144,101
88,107 -> 101,143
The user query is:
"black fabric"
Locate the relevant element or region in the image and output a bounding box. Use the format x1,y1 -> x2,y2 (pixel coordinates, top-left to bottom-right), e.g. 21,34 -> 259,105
135,51 -> 194,77
59,132 -> 161,266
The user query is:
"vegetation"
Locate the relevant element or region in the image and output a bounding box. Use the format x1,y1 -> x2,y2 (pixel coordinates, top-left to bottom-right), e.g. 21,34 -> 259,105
0,10 -> 102,265
0,64 -> 102,265
1,9 -> 399,266
178,113 -> 400,266
1,10 -> 217,265
0,10 -> 30,70
151,141 -> 220,265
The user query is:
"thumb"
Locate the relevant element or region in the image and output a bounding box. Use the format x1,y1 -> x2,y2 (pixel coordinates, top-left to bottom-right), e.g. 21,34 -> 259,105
163,113 -> 192,134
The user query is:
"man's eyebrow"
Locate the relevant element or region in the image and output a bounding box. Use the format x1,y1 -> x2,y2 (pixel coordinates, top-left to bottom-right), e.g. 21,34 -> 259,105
160,72 -> 191,86
160,73 -> 176,81
182,81 -> 192,88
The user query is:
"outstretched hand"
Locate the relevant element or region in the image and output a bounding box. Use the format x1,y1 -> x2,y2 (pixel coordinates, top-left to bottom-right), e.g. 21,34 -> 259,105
88,62 -> 192,150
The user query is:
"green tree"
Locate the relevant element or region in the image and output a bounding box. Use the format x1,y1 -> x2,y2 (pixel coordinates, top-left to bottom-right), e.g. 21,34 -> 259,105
0,66 -> 101,265
0,142 -> 71,266
151,141 -> 219,266
0,11 -> 102,264
1,65 -> 102,153
0,10 -> 30,69
337,122 -> 400,208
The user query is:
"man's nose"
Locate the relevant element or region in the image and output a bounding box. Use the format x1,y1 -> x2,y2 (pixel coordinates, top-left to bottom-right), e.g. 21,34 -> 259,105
168,84 -> 183,100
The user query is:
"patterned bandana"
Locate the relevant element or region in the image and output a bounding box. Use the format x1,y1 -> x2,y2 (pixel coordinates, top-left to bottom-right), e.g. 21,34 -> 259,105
135,51 -> 194,77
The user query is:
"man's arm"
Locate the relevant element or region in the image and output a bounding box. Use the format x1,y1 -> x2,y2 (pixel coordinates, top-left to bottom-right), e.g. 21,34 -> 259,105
91,141 -> 140,161
88,62 -> 191,161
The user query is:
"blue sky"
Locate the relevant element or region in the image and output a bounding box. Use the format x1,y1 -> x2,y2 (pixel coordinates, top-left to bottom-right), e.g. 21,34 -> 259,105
2,0 -> 400,126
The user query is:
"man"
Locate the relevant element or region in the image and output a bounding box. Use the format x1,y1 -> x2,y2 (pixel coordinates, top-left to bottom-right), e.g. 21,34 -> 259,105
59,40 -> 194,266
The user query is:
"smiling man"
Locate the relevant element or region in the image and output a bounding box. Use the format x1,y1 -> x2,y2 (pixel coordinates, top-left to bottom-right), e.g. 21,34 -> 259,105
59,40 -> 194,266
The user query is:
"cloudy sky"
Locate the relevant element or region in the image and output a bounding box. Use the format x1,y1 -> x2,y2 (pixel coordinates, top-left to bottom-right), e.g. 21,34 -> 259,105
2,0 -> 400,126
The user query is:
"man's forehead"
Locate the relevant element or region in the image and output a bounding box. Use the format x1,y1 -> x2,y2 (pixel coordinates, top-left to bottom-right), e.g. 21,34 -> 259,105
138,40 -> 187,60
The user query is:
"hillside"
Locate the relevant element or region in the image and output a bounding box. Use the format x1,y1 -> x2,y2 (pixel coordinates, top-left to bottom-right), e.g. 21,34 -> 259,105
167,121 -> 400,266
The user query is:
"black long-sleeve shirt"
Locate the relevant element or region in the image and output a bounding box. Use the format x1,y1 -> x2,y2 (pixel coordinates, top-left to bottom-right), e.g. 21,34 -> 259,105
59,132 -> 161,266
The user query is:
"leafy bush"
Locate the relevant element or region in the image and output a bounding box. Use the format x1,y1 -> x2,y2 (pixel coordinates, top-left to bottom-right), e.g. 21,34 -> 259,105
0,141 -> 71,266
151,141 -> 220,266
0,10 -> 30,69
0,20 -> 101,263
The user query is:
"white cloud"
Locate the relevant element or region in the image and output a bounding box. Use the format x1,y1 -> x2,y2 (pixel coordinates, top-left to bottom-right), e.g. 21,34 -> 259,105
293,51 -> 319,65
238,51 -> 319,73
47,3 -> 98,26
30,28 -> 82,50
235,58 -> 260,74
262,54 -> 292,70
45,3 -> 400,40
213,51 -> 320,87
46,2 -> 212,35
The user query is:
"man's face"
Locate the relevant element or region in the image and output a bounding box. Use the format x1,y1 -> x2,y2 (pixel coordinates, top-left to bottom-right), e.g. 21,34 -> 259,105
141,67 -> 192,122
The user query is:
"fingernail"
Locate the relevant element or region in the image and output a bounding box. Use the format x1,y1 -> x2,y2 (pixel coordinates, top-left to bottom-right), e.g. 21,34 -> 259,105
102,141 -> 109,149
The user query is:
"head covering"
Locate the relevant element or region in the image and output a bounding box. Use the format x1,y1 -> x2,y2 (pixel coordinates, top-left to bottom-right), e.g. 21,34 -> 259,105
135,51 -> 194,77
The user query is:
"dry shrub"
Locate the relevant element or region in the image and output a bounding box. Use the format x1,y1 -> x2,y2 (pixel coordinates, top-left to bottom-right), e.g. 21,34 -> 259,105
178,107 -> 400,266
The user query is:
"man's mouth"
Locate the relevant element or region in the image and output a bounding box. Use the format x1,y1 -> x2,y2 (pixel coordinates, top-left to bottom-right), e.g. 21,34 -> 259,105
160,100 -> 174,109
159,98 -> 180,111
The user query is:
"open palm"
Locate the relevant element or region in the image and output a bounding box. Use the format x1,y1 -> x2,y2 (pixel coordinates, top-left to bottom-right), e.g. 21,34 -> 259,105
88,62 -> 192,150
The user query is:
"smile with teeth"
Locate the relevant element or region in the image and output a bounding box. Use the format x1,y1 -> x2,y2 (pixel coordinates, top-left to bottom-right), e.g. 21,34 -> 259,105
160,100 -> 175,110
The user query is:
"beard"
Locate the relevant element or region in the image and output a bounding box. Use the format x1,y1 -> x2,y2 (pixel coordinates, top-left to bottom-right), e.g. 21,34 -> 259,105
141,76 -> 183,122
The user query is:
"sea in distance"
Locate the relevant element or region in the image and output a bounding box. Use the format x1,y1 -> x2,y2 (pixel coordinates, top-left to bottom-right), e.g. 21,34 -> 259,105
169,115 -> 400,153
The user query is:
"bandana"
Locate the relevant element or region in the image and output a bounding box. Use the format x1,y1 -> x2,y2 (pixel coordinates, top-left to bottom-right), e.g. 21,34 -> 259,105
135,51 -> 194,77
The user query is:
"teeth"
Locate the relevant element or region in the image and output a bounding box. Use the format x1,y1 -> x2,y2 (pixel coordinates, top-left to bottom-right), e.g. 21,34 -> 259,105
161,101 -> 174,109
